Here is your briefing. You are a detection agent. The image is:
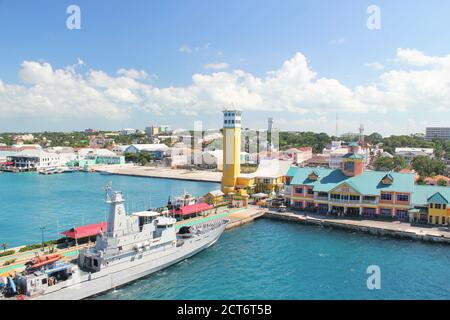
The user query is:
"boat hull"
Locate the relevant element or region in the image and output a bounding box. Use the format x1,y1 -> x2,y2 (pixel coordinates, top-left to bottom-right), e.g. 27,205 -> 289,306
31,223 -> 226,300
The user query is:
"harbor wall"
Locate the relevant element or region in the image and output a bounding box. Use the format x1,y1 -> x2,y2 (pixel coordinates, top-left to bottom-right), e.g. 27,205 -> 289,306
263,212 -> 450,245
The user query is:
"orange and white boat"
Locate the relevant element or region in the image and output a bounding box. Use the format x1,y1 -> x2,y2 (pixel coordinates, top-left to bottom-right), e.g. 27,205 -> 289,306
26,253 -> 62,269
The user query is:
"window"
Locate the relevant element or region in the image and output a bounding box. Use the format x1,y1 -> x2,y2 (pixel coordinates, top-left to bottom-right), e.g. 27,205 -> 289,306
429,216 -> 433,224
442,217 -> 447,225
435,204 -> 442,209
307,189 -> 314,195
295,187 -> 303,194
444,204 -> 447,210
330,194 -> 340,200
93,259 -> 99,267
429,203 -> 434,209
294,201 -> 303,208
349,195 -> 360,201
42,278 -> 47,285
263,178 -> 271,184
397,194 -> 409,202
380,208 -> 391,216
380,193 -> 392,201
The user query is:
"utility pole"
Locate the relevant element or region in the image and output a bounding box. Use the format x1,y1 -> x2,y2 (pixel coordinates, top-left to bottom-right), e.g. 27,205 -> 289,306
40,226 -> 47,252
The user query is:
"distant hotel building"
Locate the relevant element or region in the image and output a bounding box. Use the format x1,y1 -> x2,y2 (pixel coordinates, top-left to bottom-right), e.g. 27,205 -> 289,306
426,127 -> 450,141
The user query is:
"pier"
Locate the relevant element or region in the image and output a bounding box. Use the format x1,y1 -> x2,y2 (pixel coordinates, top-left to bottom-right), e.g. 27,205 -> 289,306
264,210 -> 450,245
94,165 -> 222,183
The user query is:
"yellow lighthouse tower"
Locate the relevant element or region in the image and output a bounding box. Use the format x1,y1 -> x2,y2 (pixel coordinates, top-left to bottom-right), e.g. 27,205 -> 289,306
221,109 -> 241,194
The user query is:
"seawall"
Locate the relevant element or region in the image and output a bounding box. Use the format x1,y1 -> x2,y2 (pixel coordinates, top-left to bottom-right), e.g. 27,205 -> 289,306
264,211 -> 450,245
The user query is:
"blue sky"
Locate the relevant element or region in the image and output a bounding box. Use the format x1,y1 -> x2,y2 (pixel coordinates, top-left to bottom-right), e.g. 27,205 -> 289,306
0,0 -> 450,135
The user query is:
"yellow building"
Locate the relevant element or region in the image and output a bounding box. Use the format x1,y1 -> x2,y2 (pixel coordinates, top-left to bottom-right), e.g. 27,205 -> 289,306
204,190 -> 225,206
427,192 -> 450,225
221,110 -> 242,194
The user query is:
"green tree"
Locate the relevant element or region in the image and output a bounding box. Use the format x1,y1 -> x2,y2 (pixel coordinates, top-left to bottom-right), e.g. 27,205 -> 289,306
437,179 -> 448,187
411,156 -> 445,177
373,157 -> 395,171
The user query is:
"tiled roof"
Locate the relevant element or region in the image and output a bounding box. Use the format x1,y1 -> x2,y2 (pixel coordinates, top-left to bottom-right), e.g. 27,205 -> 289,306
290,167 -> 416,196
342,153 -> 364,159
427,192 -> 449,204
411,185 -> 450,206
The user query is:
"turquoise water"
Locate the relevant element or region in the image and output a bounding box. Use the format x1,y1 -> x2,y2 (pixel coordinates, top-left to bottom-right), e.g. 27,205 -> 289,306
93,219 -> 450,300
0,172 -> 219,247
2,172 -> 450,299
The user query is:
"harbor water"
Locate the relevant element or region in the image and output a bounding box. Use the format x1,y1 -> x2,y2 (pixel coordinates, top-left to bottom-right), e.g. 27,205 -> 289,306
1,172 -> 450,299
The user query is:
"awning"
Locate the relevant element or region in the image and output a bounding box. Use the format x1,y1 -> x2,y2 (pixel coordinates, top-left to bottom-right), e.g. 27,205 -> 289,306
173,203 -> 213,215
62,221 -> 107,239
252,193 -> 269,198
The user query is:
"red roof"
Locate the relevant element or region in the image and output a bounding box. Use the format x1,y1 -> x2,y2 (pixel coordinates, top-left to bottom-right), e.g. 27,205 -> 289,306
173,203 -> 213,215
62,222 -> 107,239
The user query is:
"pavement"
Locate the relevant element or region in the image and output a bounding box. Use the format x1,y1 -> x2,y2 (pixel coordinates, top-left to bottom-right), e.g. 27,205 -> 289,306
95,165 -> 222,183
266,209 -> 450,239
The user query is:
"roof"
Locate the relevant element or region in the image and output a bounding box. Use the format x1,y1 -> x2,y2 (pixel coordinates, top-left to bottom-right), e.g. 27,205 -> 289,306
62,222 -> 107,239
173,203 -> 213,215
342,153 -> 364,159
411,185 -> 450,206
290,167 -> 416,196
207,190 -> 225,197
132,211 -> 161,218
427,192 -> 449,204
126,144 -> 169,152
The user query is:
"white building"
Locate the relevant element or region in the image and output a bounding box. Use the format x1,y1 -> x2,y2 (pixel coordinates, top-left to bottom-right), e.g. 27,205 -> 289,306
8,150 -> 67,170
395,147 -> 434,163
112,145 -> 130,155
124,144 -> 169,154
120,128 -> 137,136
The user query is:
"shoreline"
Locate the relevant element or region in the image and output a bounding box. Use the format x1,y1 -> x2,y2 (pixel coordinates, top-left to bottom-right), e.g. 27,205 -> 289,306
264,210 -> 450,245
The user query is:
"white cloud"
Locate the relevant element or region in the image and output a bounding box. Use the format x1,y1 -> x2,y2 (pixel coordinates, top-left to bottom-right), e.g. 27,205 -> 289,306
203,62 -> 229,70
364,62 -> 385,70
178,45 -> 193,54
117,68 -> 148,80
2,49 -> 450,125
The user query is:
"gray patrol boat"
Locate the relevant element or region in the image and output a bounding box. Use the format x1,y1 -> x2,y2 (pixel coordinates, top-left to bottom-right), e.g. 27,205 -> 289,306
2,187 -> 229,300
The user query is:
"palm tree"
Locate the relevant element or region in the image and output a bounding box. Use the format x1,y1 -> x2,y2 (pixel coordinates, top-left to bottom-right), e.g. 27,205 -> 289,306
1,243 -> 8,252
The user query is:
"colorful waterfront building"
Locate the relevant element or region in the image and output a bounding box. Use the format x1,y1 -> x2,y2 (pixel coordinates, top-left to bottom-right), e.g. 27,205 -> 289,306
286,149 -> 411,219
285,147 -> 450,225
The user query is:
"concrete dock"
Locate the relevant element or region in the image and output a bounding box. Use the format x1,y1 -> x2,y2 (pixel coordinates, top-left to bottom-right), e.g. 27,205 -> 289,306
264,210 -> 450,245
94,165 -> 221,183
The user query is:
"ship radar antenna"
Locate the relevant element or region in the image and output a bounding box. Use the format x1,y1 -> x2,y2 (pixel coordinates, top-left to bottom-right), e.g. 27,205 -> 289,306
104,182 -> 112,203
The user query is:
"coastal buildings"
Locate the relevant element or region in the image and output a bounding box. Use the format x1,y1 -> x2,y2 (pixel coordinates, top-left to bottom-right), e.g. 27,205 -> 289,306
284,145 -> 450,226
120,128 -> 137,136
281,147 -> 313,165
124,144 -> 169,160
426,127 -> 450,141
6,150 -> 68,171
395,147 -> 434,164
